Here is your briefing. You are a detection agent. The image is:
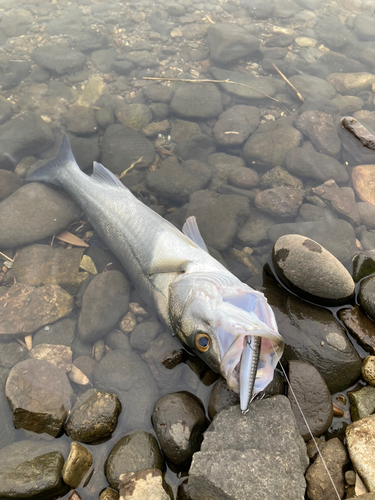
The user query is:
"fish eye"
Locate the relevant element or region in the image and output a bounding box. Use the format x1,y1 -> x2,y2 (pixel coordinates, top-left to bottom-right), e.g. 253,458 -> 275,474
195,333 -> 210,353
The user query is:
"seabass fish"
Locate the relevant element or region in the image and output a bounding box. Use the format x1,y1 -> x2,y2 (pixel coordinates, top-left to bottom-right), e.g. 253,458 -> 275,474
27,136 -> 284,412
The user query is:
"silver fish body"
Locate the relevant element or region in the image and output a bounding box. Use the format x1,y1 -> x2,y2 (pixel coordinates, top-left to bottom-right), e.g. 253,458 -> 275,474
27,136 -> 284,411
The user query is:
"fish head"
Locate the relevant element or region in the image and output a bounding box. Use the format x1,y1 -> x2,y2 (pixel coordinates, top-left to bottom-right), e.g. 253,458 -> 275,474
170,272 -> 284,406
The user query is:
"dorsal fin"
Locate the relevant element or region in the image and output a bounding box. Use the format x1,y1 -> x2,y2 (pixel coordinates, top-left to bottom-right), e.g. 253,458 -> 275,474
182,216 -> 208,252
91,161 -> 126,189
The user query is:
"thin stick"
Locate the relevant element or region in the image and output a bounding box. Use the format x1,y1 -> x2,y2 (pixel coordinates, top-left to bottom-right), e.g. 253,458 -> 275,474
0,251 -> 13,262
143,76 -> 287,108
272,63 -> 305,102
117,157 -> 143,180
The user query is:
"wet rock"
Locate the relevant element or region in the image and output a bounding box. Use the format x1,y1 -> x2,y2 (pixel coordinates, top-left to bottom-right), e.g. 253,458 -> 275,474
267,219 -> 357,262
0,58 -> 31,91
62,442 -> 93,488
346,414 -> 375,491
260,165 -> 303,189
111,60 -> 135,75
363,356 -> 375,386
74,29 -> 109,53
0,342 -> 27,369
208,67 -> 276,100
0,170 -> 22,200
65,389 -> 121,443
348,385 -> 375,421
186,190 -> 250,250
207,23 -> 259,65
105,431 -> 165,491
101,124 -> 155,174
339,119 -> 375,166
353,254 -> 375,283
94,349 -> 158,429
288,361 -> 333,440
142,120 -> 170,138
32,44 -> 85,75
125,50 -> 159,68
332,95 -> 364,114
285,147 -> 349,184
227,166 -> 259,189
172,133 -> 216,162
298,204 -> 337,222
68,134 -> 100,170
314,15 -> 352,50
5,358 -> 74,437
152,392 -> 208,466
207,153 -> 246,189
243,121 -> 302,168
260,274 -> 362,393
213,105 -> 260,146
359,276 -> 375,323
170,83 -> 222,119
353,165 -> 375,205
78,271 -> 130,343
130,321 -> 162,351
100,488 -> 119,500
295,110 -> 341,158
188,396 -> 308,500
45,10 -> 82,35
116,104 -> 152,131
287,74 -> 336,101
0,367 -> 16,448
237,208 -> 275,246
91,49 -> 118,72
146,159 -> 212,203
13,244 -> 87,295
305,438 -> 348,500
255,186 -> 304,218
65,106 -> 98,136
119,469 -> 171,500
170,119 -> 201,143
327,72 -> 375,95
143,85 -> 173,104
33,317 -> 76,347
71,356 -> 96,385
358,202 -> 375,228
0,284 -> 74,338
0,10 -> 32,37
142,332 -> 183,389
28,344 -> 72,373
0,183 -> 80,248
273,234 -> 354,306
338,306 -> 375,354
208,377 -> 240,420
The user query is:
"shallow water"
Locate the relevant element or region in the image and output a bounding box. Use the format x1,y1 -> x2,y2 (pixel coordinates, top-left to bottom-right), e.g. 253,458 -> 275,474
1,0 -> 375,498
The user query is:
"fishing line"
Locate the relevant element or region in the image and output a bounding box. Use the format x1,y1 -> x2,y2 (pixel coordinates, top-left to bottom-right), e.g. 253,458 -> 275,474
272,345 -> 342,500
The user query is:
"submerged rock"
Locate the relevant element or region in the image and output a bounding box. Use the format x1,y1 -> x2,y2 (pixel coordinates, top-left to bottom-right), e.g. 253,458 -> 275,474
207,23 -> 259,64
62,442 -> 93,488
5,358 -> 74,437
348,385 -> 375,421
359,276 -> 375,323
188,396 -> 308,500
338,306 -> 375,354
169,83 -> 223,119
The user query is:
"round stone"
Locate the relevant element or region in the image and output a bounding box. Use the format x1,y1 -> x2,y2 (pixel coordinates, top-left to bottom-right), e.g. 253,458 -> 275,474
352,165 -> 375,204
272,234 -> 355,305
362,356 -> 375,386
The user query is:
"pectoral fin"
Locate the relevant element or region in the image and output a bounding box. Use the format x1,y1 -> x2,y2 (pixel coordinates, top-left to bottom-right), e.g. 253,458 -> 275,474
182,216 -> 209,252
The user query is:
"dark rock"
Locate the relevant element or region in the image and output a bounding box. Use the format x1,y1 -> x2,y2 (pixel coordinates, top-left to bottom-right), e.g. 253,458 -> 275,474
209,67 -> 276,100
152,392 -> 208,466
0,368 -> 16,448
91,49 -> 118,72
295,110 -> 341,158
33,317 -> 76,347
170,83 -> 222,119
45,10 -> 82,35
188,396 -> 308,500
359,276 -> 375,323
0,284 -> 74,338
116,104 -> 152,131
208,377 -> 240,420
314,15 -> 353,50
272,234 -> 355,306
68,133 -> 101,170
358,202 -> 375,229
312,180 -> 360,225
285,147 -> 349,184
125,50 -> 159,68
288,360 -> 333,440
111,60 -> 135,75
273,0 -> 300,18
101,124 -> 155,175
0,170 -> 22,200
62,441 -> 93,488
255,186 -> 304,217
78,271 -> 130,343
142,332 -> 184,389
65,388 -> 121,443
0,342 -> 27,369
353,14 -> 375,41
297,96 -> 339,117
0,59 -> 31,90
259,274 -> 362,393
186,190 -> 250,250
74,29 -> 109,52
237,208 -> 275,246
130,321 -> 162,351
348,385 -> 375,421
298,204 -> 337,222
0,98 -> 12,125
339,118 -> 375,167
243,121 -> 302,168
170,119 -> 201,143
260,165 -> 303,189
267,219 -> 357,263
243,0 -> 274,18
143,85 -> 173,103
65,105 -> 98,136
352,253 -> 375,282
213,105 -> 260,146
287,75 -> 336,100
227,166 -> 259,189
105,330 -> 131,351
0,183 -> 80,248
207,23 -> 259,65
146,159 -> 212,203
172,133 -> 216,162
32,45 -> 86,75
105,431 -> 164,490
5,358 -> 74,437
94,349 -> 158,429
305,438 -> 348,500
307,51 -> 367,78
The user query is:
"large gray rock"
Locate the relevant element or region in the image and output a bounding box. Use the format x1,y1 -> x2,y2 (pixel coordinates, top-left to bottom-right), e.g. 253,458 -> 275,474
32,44 -> 86,75
207,23 -> 260,64
0,183 -> 81,248
208,67 -> 276,100
295,110 -> 341,158
213,105 -> 260,146
272,234 -> 355,306
188,396 -> 308,500
170,83 -> 223,119
287,75 -> 337,101
255,186 -> 304,217
5,359 -> 75,437
78,271 -> 130,343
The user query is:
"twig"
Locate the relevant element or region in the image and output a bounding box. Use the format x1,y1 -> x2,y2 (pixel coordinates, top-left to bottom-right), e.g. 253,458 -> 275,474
272,63 -> 305,103
0,251 -> 13,262
117,157 -> 143,180
143,76 -> 289,110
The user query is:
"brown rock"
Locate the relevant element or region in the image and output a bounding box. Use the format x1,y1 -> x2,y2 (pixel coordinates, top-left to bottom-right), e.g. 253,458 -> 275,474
352,165 -> 375,205
338,306 -> 375,354
255,186 -> 304,217
0,283 -> 74,337
312,180 -> 361,225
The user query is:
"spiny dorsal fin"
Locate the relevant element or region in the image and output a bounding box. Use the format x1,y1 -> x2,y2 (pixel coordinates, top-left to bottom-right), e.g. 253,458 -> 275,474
182,216 -> 208,252
91,161 -> 127,189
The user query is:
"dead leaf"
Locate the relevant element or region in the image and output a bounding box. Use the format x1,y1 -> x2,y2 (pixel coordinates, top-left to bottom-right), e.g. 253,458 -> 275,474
55,230 -> 89,247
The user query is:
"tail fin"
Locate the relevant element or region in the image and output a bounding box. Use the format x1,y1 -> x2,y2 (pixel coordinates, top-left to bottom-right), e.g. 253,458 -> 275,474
26,134 -> 79,186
